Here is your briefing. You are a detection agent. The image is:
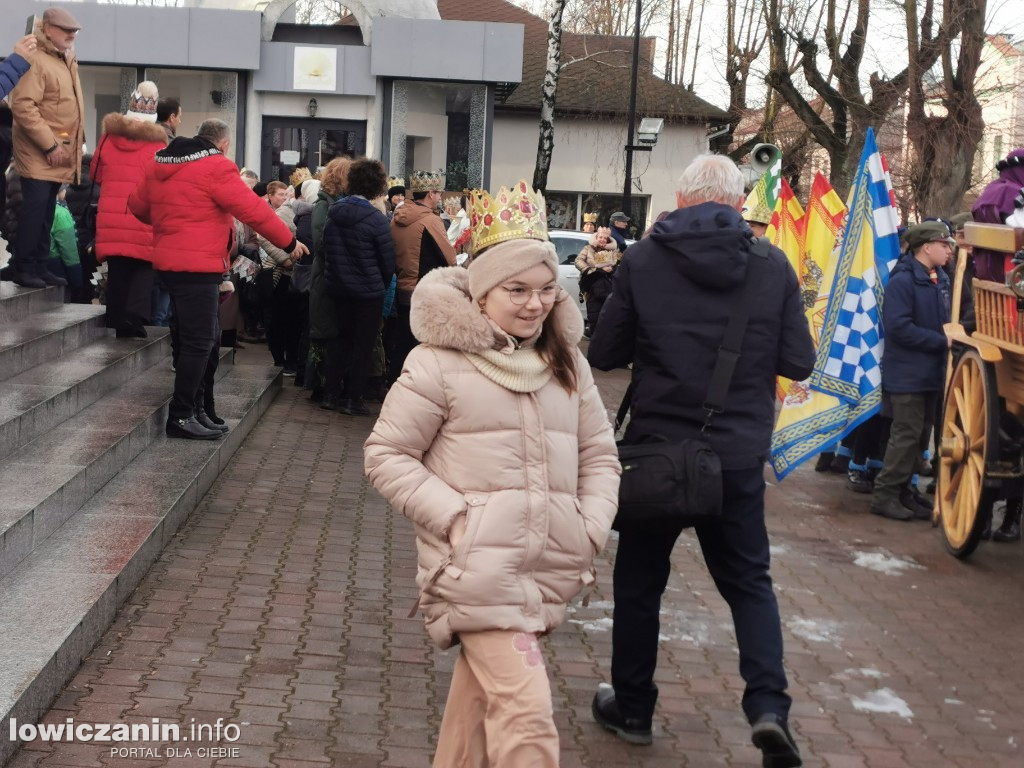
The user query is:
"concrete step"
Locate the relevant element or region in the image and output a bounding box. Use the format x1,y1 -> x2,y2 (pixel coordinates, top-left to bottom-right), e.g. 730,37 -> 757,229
0,303 -> 109,383
0,283 -> 65,325
0,347 -> 234,582
0,364 -> 281,766
0,330 -> 170,464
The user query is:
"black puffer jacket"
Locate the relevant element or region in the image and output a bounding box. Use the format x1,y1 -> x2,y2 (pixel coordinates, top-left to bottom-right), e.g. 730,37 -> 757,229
588,202 -> 815,470
323,195 -> 395,301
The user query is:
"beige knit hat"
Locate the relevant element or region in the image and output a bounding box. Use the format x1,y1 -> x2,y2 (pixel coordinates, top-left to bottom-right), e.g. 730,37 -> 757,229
467,238 -> 559,302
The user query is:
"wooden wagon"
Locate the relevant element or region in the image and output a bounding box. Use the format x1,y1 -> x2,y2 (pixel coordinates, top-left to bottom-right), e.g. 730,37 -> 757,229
939,222 -> 1024,557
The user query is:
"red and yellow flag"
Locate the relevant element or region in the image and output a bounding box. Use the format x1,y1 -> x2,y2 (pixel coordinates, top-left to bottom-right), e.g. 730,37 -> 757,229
766,179 -> 806,399
802,172 -> 848,340
765,178 -> 805,277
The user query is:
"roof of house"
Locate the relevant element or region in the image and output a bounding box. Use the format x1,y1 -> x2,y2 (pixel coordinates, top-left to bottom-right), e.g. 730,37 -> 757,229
987,34 -> 1024,59
341,0 -> 727,122
443,0 -> 726,121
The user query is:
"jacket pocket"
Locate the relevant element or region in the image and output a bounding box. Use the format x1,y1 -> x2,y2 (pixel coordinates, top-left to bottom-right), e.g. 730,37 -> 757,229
451,492 -> 489,572
573,497 -> 593,567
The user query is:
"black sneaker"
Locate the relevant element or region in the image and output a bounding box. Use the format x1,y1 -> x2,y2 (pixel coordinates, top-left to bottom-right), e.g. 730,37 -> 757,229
751,713 -> 802,768
166,417 -> 222,440
870,498 -> 913,521
847,469 -> 873,494
591,685 -> 653,746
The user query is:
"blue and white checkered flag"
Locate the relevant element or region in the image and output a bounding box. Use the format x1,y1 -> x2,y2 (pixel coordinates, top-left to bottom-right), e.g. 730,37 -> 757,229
809,128 -> 901,404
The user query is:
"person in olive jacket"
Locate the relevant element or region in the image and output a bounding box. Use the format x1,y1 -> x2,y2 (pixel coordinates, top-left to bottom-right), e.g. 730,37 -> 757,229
321,159 -> 395,415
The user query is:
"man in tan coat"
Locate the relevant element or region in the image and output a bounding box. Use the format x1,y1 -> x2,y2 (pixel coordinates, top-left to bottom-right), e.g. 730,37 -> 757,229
8,7 -> 85,288
388,169 -> 456,382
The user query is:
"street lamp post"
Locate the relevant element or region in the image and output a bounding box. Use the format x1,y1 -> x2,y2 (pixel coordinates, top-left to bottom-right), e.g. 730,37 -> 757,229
622,0 -> 644,221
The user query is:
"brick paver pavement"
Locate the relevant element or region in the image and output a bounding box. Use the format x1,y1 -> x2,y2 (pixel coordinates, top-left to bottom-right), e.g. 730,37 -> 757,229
9,346 -> 1024,768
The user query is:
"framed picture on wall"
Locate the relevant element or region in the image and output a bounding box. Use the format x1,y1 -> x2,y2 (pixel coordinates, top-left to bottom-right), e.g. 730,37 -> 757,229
293,47 -> 337,91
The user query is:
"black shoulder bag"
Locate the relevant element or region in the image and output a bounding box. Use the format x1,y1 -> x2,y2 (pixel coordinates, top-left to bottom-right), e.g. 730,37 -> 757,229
612,240 -> 764,531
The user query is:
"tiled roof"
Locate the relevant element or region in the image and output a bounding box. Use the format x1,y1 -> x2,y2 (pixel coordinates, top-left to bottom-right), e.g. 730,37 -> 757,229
987,34 -> 1024,59
339,0 -> 727,121
437,0 -> 727,121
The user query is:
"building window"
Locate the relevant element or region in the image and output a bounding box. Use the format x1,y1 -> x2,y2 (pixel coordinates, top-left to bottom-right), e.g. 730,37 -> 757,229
390,81 -> 487,191
545,191 -> 649,238
144,68 -> 239,160
78,65 -> 137,151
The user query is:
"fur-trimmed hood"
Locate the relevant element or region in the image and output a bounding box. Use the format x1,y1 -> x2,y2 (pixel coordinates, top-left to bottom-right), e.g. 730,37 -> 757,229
410,266 -> 583,353
101,112 -> 169,144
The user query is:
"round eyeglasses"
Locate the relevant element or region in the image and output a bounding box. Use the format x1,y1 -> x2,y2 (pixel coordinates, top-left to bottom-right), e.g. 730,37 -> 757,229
502,285 -> 564,305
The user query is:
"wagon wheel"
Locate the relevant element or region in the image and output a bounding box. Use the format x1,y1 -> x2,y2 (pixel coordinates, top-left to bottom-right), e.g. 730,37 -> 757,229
938,350 -> 998,558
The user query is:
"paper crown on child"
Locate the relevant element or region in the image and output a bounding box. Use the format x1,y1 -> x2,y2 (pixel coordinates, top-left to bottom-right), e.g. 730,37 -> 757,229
408,170 -> 445,193
583,212 -> 598,224
468,180 -> 548,255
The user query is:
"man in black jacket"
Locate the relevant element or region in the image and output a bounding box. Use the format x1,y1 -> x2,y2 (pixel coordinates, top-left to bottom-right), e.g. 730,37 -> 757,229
588,154 -> 814,768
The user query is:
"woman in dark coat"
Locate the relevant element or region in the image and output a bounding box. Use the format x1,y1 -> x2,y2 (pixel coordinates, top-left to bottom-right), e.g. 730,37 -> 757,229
321,158 -> 395,415
308,157 -> 350,403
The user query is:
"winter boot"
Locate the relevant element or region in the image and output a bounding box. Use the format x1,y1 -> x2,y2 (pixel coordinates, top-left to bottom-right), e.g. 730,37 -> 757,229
993,499 -> 1022,543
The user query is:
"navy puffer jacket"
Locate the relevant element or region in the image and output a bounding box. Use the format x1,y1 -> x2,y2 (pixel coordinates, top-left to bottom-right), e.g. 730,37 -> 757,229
880,255 -> 950,394
323,195 -> 395,300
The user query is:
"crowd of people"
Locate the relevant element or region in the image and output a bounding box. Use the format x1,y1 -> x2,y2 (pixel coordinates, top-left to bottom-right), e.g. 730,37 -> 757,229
5,9 -> 1024,768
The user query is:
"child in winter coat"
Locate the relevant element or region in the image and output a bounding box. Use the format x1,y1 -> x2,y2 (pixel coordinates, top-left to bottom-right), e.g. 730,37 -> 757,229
364,214 -> 621,766
575,226 -> 622,334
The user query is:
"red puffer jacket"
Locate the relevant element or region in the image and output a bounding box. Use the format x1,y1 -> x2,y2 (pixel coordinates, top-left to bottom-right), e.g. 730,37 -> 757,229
90,113 -> 167,263
129,136 -> 296,274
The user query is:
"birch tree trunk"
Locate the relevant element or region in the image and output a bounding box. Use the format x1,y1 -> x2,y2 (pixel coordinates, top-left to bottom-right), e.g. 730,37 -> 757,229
533,0 -> 568,193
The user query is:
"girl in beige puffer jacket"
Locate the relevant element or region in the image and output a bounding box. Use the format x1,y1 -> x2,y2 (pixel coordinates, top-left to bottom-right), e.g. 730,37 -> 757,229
364,237 -> 620,767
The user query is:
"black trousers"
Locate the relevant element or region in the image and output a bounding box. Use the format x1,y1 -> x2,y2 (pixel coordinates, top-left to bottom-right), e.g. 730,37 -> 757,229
105,256 -> 153,333
584,274 -> 614,331
258,270 -> 301,368
611,464 -> 791,725
328,297 -> 385,401
387,301 -> 417,385
15,178 -> 59,272
161,272 -> 220,422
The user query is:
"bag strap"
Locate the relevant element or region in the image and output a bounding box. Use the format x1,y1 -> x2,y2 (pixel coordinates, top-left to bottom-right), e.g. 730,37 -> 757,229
614,237 -> 768,433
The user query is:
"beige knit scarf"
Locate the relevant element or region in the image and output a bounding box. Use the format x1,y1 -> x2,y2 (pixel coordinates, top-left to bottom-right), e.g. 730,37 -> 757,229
464,347 -> 553,393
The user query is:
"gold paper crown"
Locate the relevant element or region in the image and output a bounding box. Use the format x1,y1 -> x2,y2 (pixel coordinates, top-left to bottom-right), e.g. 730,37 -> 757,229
386,176 -> 405,189
583,212 -> 598,224
469,180 -> 548,254
409,169 -> 445,194
289,167 -> 312,188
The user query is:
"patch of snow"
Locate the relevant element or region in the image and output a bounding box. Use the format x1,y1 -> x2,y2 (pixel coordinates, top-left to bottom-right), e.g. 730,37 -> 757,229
787,618 -> 842,644
851,688 -> 914,719
944,698 -> 963,705
569,617 -> 614,632
835,668 -> 886,681
852,550 -> 924,575
769,544 -> 788,556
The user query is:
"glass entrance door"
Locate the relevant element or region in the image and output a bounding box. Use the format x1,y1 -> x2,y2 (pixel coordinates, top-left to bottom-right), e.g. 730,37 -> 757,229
260,118 -> 366,182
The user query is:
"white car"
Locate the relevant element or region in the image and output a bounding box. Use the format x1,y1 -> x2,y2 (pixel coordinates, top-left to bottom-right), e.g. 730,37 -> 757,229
548,229 -> 634,316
